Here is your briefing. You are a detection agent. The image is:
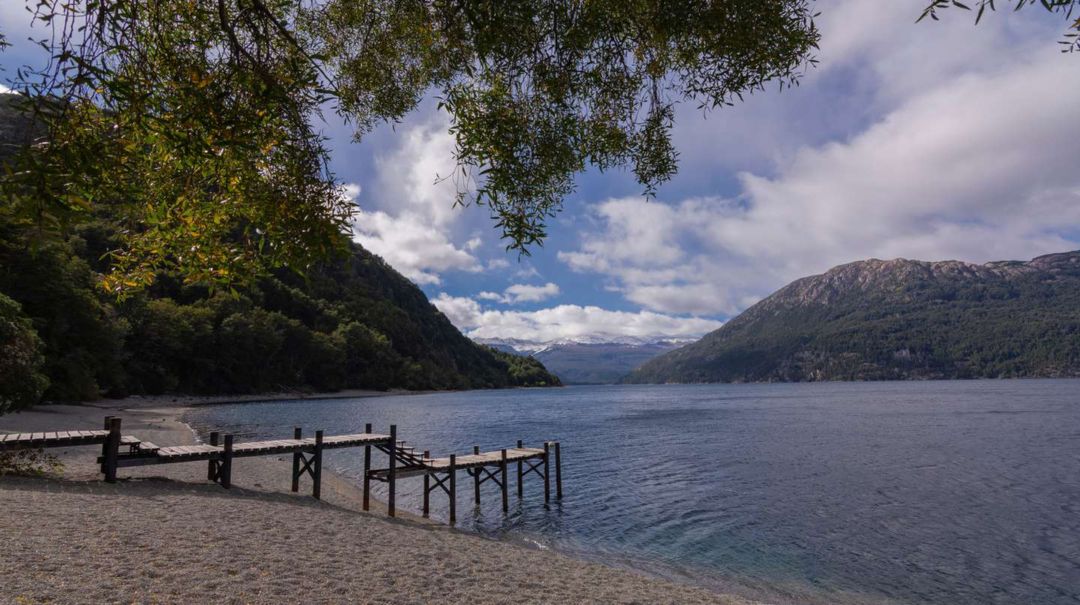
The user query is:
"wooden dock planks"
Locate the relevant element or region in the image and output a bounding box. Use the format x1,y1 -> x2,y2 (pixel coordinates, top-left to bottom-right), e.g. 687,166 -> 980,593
0,429 -> 112,450
425,447 -> 545,470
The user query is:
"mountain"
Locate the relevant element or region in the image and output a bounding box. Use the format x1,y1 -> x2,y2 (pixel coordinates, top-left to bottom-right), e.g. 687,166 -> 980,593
625,252 -> 1080,383
478,338 -> 687,384
0,94 -> 559,407
532,341 -> 685,384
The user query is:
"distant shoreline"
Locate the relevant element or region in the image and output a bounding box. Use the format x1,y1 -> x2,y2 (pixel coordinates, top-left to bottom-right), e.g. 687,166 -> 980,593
75,384 -> 567,410
71,388 -> 433,411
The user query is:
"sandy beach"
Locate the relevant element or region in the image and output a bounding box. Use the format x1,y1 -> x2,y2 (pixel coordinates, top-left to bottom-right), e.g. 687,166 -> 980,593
0,398 -> 753,605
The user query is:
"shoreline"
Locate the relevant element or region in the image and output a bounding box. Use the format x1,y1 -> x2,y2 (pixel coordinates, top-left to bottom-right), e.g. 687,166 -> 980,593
80,388 -> 428,410
0,400 -> 755,604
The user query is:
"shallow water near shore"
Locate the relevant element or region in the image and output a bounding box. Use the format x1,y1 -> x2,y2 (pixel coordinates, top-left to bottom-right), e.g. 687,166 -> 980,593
184,380 -> 1080,604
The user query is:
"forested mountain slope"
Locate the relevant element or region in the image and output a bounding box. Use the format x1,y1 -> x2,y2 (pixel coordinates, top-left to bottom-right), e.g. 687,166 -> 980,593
625,252 -> 1080,383
0,95 -> 557,410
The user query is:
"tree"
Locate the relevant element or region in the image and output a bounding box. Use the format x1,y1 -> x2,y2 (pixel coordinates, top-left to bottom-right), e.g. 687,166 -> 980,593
919,0 -> 1080,52
1,0 -> 819,292
0,293 -> 49,413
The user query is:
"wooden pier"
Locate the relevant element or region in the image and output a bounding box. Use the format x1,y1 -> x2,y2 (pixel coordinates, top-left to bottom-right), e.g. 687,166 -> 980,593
0,416 -> 562,523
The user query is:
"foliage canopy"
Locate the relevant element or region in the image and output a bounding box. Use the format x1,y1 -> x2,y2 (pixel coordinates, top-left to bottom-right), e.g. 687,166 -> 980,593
919,0 -> 1080,51
1,0 -> 819,291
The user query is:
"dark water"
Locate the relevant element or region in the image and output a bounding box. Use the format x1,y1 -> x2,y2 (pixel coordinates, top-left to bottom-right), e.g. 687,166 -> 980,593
184,381 -> 1080,604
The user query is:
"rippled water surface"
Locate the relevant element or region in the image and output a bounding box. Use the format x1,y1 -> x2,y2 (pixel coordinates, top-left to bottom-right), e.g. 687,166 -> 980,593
185,381 -> 1080,604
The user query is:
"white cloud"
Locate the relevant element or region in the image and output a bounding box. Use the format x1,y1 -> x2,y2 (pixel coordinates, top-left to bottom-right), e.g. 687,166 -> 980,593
476,282 -> 561,305
431,294 -> 722,344
373,116 -> 462,226
662,0 -> 1064,190
562,48 -> 1080,316
348,115 -> 498,284
345,182 -> 480,285
352,209 -> 482,284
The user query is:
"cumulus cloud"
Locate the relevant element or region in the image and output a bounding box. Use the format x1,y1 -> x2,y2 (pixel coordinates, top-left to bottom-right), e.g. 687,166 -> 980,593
562,47 -> 1080,316
431,294 -> 722,344
477,282 -> 561,305
345,114 -> 497,284
352,208 -> 482,285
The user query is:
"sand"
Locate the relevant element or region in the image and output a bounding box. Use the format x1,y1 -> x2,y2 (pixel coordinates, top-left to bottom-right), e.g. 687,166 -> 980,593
0,399 -> 755,605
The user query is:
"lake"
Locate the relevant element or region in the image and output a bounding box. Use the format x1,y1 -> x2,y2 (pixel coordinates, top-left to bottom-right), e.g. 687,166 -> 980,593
184,381 -> 1080,604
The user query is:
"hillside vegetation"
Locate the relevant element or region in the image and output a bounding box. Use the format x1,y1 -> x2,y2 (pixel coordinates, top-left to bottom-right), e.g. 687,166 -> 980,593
625,252 -> 1080,383
0,96 -> 558,413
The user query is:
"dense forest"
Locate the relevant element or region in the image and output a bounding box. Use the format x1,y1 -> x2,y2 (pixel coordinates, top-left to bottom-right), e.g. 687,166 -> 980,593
626,253 -> 1080,383
0,95 -> 558,414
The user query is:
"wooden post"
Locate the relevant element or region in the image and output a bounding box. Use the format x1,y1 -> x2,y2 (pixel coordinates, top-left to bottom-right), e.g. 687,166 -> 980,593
291,427 -> 302,492
448,454 -> 457,525
208,431 -> 220,482
103,417 -> 121,483
100,416 -> 113,474
220,434 -> 233,489
422,450 -> 431,518
516,439 -> 524,498
362,423 -> 372,511
555,441 -> 563,500
543,441 -> 551,503
500,449 -> 508,512
312,430 -> 324,500
473,445 -> 481,505
387,425 -> 397,517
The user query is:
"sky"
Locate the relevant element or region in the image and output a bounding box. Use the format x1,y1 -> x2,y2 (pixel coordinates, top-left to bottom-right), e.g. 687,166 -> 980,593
3,1 -> 1080,346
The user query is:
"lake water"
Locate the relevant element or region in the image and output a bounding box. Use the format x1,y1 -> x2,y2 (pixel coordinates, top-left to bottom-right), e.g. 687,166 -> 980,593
184,381 -> 1080,604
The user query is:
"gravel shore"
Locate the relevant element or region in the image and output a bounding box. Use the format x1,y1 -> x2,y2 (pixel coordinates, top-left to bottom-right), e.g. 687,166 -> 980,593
0,400 -> 753,605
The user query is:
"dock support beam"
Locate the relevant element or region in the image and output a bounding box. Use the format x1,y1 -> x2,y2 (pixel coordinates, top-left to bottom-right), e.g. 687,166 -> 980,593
387,425 -> 397,517
103,417 -> 121,483
516,440 -> 524,498
449,454 -> 457,525
312,430 -> 324,500
220,434 -> 233,488
100,416 -> 113,474
555,441 -> 563,500
362,423 -> 372,511
208,432 -> 220,482
500,449 -> 509,512
422,450 -> 431,517
543,442 -> 551,503
473,445 -> 481,505
291,427 -> 302,492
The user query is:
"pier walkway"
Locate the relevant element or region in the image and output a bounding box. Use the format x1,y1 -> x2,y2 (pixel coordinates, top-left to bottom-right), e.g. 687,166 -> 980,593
1,416 -> 562,523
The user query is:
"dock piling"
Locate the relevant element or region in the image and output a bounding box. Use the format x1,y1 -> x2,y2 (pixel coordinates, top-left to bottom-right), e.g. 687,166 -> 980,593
220,434 -> 233,488
473,445 -> 481,505
103,417 -> 121,483
555,441 -> 563,500
500,449 -> 508,512
543,441 -> 551,503
362,423 -> 372,511
422,450 -> 431,517
291,427 -> 302,492
449,454 -> 457,525
208,432 -> 220,482
312,430 -> 324,500
516,440 -> 524,497
388,425 -> 397,517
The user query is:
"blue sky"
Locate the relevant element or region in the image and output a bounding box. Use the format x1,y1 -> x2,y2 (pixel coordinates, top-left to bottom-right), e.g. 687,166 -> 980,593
4,1 -> 1079,345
